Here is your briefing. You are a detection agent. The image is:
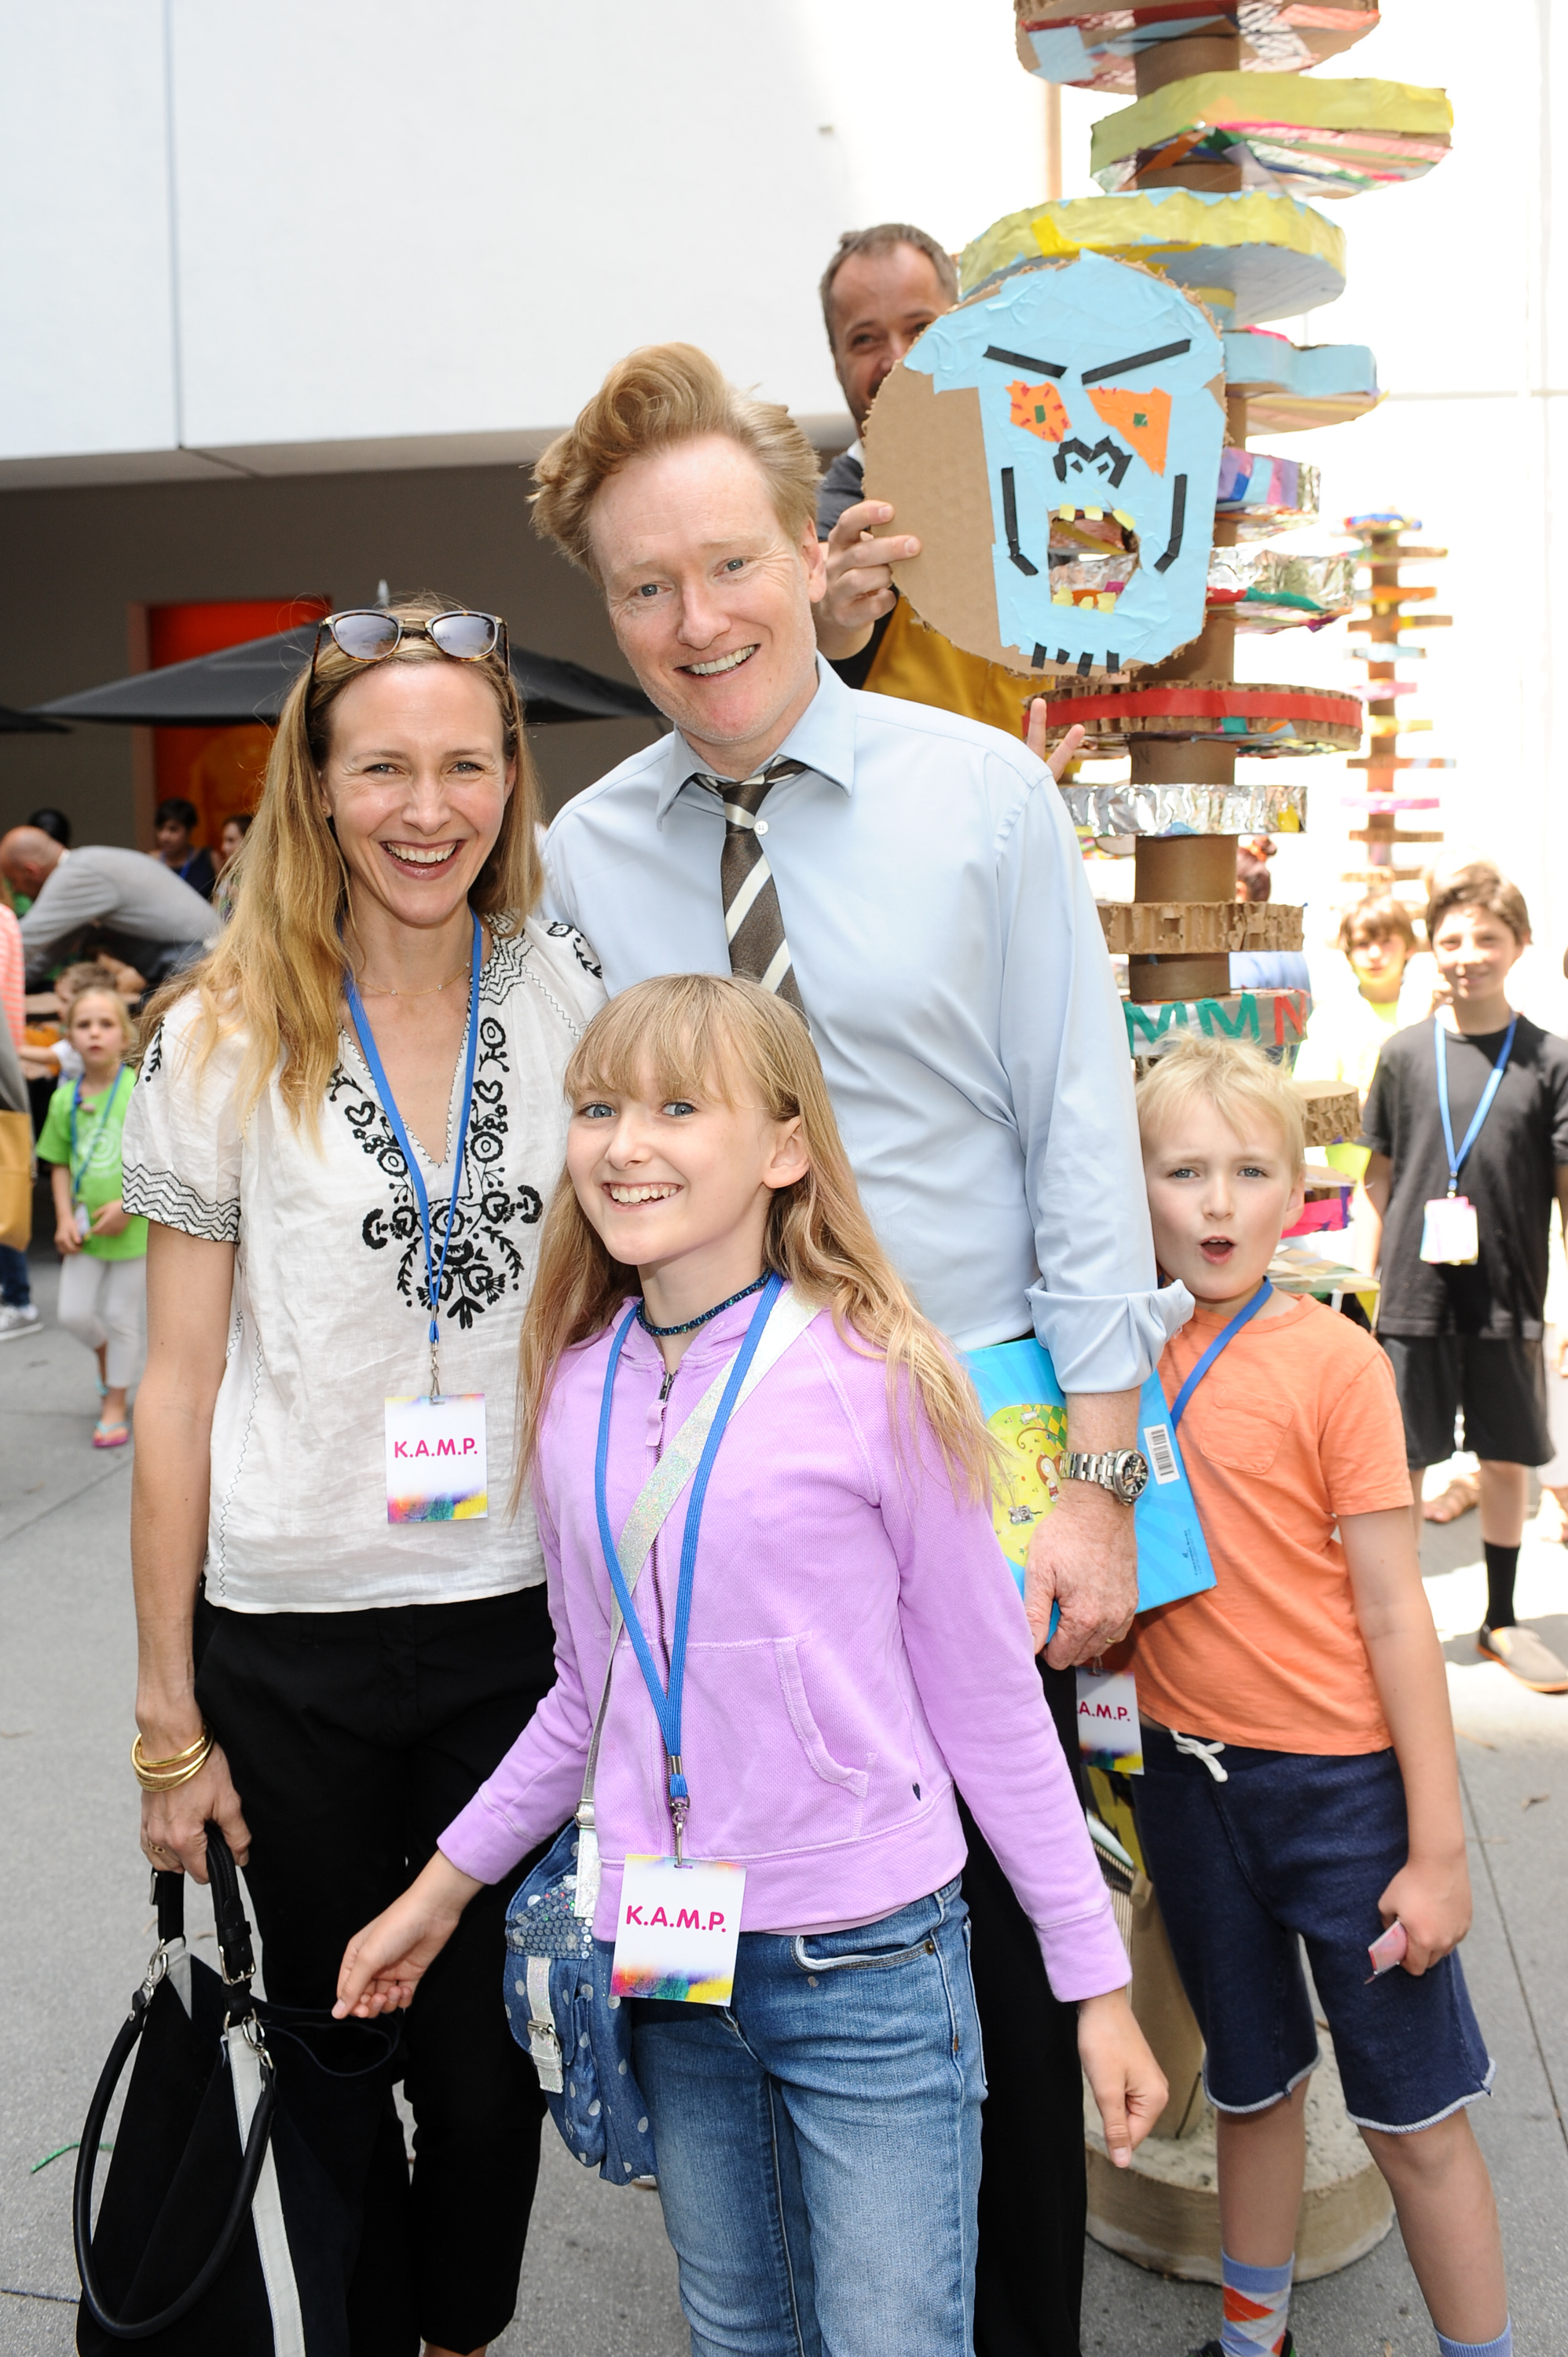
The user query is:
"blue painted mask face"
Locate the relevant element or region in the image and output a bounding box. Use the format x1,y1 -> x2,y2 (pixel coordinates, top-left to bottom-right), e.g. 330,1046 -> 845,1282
900,251 -> 1225,677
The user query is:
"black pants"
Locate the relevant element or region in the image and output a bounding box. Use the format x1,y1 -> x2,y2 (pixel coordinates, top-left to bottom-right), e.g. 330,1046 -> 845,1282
195,1584 -> 556,2357
962,1659 -> 1087,2357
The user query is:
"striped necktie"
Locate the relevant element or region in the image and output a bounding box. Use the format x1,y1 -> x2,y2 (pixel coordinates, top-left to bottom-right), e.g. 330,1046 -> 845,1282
694,757 -> 806,1010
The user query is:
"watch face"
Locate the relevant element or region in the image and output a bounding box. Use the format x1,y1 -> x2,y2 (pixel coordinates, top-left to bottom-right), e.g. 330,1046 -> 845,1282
1116,1450 -> 1150,1505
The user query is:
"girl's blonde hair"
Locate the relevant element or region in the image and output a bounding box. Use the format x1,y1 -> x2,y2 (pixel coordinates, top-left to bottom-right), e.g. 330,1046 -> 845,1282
139,590 -> 542,1129
68,988 -> 135,1051
518,974 -> 993,1500
1135,1033 -> 1306,1175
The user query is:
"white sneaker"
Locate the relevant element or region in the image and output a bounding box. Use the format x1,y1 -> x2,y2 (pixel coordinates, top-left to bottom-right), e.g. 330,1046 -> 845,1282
0,1302 -> 39,1340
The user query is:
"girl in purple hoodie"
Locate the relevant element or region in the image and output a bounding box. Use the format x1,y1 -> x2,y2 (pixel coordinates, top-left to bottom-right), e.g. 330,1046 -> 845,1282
338,974 -> 1162,2356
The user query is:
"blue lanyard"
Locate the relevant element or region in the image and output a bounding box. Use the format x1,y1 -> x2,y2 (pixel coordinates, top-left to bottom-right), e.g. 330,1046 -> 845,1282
593,1271 -> 782,1860
1171,1281 -> 1273,1429
1435,1014 -> 1517,1196
344,910 -> 482,1395
69,1068 -> 126,1197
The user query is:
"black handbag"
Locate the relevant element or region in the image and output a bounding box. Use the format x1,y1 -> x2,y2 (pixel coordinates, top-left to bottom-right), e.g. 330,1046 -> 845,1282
75,1825 -> 396,2356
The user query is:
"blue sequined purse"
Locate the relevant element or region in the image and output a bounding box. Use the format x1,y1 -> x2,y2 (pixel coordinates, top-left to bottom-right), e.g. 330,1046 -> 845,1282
504,1824 -> 658,2186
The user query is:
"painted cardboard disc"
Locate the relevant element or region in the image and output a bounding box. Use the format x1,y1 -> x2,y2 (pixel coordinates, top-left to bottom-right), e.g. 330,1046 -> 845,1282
962,190 -> 1345,328
1090,71 -> 1452,201
1041,680 -> 1364,753
863,251 -> 1224,682
1224,328 -> 1381,433
1014,1 -> 1379,93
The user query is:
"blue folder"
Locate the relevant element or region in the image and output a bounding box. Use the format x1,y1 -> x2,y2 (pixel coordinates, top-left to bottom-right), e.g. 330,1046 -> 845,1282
965,1336 -> 1214,1617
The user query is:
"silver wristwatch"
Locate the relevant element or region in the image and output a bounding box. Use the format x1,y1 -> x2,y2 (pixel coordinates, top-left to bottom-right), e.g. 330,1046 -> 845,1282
1064,1448 -> 1149,1506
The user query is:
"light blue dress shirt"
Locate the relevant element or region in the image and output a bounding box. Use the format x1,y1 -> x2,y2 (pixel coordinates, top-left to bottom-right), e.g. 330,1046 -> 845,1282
542,661 -> 1190,1390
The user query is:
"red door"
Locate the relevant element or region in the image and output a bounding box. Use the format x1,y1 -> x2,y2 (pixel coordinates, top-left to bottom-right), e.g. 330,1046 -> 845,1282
148,596 -> 330,853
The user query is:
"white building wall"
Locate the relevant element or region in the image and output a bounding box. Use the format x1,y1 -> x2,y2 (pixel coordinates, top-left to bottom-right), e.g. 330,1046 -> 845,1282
0,0 -> 1056,478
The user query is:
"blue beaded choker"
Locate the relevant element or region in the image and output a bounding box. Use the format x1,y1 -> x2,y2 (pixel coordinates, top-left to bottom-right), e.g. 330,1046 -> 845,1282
636,1270 -> 771,1340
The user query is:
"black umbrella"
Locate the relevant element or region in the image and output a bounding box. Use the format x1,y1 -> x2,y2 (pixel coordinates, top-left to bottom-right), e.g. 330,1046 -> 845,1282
31,625 -> 657,729
0,702 -> 68,733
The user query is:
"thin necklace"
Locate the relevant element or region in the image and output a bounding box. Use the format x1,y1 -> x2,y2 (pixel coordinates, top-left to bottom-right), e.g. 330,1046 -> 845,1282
354,966 -> 471,1000
636,1270 -> 770,1339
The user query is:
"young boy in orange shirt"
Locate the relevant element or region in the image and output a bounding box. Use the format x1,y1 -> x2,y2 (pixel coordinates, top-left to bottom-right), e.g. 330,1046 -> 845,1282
1130,1036 -> 1508,2357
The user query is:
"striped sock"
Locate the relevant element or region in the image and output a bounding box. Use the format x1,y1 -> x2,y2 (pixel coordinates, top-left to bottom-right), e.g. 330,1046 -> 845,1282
1219,2251 -> 1294,2356
1435,2326 -> 1512,2357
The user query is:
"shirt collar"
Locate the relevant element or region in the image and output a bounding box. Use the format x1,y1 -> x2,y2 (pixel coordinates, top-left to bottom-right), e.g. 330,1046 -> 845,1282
654,658 -> 857,823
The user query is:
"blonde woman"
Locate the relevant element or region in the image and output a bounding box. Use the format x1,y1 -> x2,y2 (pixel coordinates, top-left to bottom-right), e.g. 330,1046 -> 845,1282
122,595 -> 604,2357
335,976 -> 1163,2357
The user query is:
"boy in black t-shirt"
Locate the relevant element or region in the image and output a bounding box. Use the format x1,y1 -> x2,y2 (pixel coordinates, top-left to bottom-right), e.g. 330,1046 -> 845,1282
1363,863 -> 1568,1691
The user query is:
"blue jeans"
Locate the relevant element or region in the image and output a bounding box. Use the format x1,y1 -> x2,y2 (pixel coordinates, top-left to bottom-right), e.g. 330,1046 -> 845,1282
631,1879 -> 984,2357
0,1243 -> 30,1308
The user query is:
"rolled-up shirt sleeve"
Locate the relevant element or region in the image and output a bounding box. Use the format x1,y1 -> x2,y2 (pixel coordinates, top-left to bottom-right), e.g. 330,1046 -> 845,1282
994,757 -> 1192,1394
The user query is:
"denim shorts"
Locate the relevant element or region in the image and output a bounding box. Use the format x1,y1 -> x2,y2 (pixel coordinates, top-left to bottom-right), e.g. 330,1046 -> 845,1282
1134,1725 -> 1494,2133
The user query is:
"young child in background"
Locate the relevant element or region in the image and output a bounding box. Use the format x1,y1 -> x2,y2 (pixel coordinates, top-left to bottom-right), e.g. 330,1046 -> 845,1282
1130,1035 -> 1508,2357
1363,864 -> 1568,1691
335,973 -> 1164,2357
46,960 -> 130,1084
37,988 -> 147,1446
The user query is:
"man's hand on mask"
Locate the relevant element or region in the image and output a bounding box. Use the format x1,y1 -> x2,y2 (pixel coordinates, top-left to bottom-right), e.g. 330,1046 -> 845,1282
815,500 -> 921,660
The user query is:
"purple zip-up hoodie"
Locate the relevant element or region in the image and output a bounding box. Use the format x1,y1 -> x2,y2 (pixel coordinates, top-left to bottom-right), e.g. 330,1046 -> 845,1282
441,1293 -> 1129,2001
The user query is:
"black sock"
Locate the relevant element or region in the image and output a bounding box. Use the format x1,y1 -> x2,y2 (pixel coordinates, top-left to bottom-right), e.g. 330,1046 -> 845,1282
1485,1541 -> 1520,1632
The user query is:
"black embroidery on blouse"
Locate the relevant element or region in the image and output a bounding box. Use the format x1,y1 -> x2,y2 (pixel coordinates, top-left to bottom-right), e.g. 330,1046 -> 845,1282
332,945 -> 549,1328
542,919 -> 603,979
140,1026 -> 165,1083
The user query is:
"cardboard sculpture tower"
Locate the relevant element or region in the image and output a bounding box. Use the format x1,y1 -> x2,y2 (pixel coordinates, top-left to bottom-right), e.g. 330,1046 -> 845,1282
868,0 -> 1449,1096
866,0 -> 1453,2284
1342,511 -> 1453,904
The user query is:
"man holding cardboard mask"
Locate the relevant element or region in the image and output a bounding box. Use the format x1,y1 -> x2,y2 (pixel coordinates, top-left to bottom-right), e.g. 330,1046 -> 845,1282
815,222 -> 1042,736
531,341 -> 1187,2357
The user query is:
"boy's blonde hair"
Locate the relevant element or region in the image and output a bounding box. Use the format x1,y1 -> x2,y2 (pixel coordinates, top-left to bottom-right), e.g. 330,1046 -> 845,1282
68,988 -> 135,1050
530,343 -> 822,581
518,973 -> 993,1502
1135,1035 -> 1306,1175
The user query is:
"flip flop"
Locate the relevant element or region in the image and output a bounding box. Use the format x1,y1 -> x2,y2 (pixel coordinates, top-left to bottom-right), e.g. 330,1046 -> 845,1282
92,1420 -> 130,1449
1423,1472 -> 1480,1524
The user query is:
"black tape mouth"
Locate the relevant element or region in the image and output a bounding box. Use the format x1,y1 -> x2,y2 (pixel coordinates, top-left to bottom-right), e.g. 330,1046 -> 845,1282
1047,506 -> 1140,610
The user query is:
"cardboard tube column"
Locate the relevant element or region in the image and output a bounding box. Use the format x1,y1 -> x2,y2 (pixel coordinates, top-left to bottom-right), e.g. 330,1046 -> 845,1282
1124,27 -> 1241,1006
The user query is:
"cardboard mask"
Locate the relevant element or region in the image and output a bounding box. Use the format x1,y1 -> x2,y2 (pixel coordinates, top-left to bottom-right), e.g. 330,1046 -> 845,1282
865,251 -> 1224,680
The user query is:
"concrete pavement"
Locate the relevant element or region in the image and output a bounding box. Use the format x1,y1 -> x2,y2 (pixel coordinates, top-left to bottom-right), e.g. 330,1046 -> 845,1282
3,1249 -> 1565,2355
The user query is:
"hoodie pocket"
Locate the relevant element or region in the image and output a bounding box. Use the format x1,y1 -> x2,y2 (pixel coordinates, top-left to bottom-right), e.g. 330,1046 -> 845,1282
677,1634 -> 870,1859
774,1637 -> 870,1807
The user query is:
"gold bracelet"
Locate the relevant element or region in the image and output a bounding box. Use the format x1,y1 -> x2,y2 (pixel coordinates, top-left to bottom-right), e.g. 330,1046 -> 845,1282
131,1732 -> 213,1791
133,1725 -> 210,1775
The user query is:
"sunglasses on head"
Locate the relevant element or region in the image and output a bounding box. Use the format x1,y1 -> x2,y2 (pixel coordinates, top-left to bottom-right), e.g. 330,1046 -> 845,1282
310,607 -> 509,681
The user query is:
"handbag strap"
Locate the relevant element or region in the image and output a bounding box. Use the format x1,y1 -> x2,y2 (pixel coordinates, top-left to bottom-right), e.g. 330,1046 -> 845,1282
74,1993 -> 278,2341
203,1823 -> 257,1994
577,1285 -> 819,1834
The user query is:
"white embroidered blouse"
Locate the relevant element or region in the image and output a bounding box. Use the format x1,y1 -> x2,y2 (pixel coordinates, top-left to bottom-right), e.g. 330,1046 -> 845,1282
122,916 -> 605,1613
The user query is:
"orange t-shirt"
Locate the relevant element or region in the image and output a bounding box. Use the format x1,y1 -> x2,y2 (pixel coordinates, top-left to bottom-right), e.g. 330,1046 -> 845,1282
1130,1295 -> 1412,1754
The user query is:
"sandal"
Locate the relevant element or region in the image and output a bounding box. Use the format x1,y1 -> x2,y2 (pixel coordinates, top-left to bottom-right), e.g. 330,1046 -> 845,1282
1423,1472 -> 1480,1523
92,1420 -> 130,1450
